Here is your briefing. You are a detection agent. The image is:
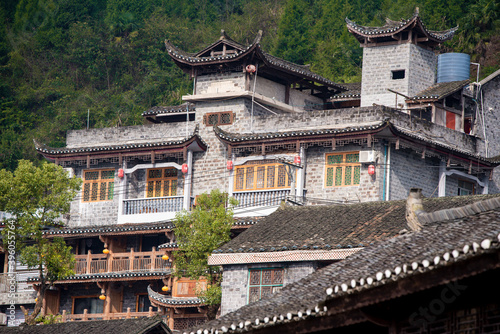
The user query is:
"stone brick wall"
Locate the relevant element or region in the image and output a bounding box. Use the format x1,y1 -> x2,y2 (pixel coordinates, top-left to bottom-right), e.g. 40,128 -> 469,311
220,262 -> 316,316
361,43 -> 437,107
66,123 -> 196,148
388,147 -> 440,200
196,72 -> 245,95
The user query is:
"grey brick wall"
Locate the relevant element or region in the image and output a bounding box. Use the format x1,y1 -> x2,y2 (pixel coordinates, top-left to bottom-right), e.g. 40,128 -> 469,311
361,43 -> 437,107
220,262 -> 316,316
388,147 -> 440,200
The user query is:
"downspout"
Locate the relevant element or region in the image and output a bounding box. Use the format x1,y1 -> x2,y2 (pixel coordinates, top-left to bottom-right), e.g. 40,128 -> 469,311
382,144 -> 387,201
250,64 -> 259,132
385,144 -> 391,201
183,150 -> 193,210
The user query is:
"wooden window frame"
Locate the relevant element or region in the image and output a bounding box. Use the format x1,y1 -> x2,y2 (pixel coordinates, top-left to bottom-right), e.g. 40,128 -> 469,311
82,169 -> 115,202
203,111 -> 234,126
247,268 -> 284,304
233,162 -> 292,192
325,151 -> 361,187
174,279 -> 207,298
146,168 -> 178,198
135,293 -> 156,312
458,179 -> 475,196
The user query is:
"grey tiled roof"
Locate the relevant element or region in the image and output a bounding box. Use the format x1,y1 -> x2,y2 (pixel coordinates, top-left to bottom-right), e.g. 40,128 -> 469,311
28,271 -> 170,283
148,285 -> 202,307
187,197 -> 500,334
34,133 -> 207,156
214,194 -> 500,254
2,317 -> 171,334
346,13 -> 457,42
44,222 -> 174,237
213,121 -> 387,143
409,80 -> 469,101
142,103 -> 195,117
330,82 -> 361,99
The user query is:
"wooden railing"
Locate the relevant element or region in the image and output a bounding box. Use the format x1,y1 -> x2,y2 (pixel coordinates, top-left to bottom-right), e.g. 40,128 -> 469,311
60,307 -> 158,322
74,248 -> 171,275
123,196 -> 184,215
233,189 -> 290,208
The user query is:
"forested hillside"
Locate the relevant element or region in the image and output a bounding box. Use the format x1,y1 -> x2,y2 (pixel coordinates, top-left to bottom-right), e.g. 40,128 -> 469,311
1,0 -> 499,171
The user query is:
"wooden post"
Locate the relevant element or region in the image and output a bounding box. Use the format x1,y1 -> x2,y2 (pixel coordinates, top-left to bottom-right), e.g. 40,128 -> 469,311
129,248 -> 134,271
83,309 -> 88,321
86,250 -> 91,274
151,246 -> 156,271
126,307 -> 131,319
148,306 -> 154,317
107,250 -> 113,273
62,310 -> 67,322
104,283 -> 111,320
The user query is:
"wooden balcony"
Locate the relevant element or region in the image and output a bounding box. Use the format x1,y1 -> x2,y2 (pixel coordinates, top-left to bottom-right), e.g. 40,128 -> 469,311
74,249 -> 171,275
60,307 -> 159,322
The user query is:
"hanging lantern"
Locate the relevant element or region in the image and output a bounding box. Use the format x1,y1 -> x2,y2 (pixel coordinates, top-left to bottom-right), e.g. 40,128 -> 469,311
181,163 -> 188,174
118,168 -> 124,178
99,294 -> 106,300
368,164 -> 376,175
226,161 -> 233,170
162,286 -> 170,292
294,156 -> 301,165
162,254 -> 169,261
103,248 -> 110,254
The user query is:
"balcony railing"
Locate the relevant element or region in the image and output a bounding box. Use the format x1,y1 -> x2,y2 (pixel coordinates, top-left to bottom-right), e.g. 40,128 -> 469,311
123,196 -> 184,215
233,189 -> 291,208
60,307 -> 159,322
74,249 -> 171,275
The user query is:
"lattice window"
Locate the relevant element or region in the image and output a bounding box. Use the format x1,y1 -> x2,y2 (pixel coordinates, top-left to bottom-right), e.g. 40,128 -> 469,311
248,268 -> 284,304
174,317 -> 207,330
234,162 -> 293,191
325,152 -> 360,187
146,168 -> 178,197
203,111 -> 233,126
82,169 -> 115,202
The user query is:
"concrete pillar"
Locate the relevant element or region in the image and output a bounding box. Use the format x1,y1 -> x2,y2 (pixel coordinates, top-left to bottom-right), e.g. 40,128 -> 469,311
438,161 -> 446,197
183,150 -> 193,210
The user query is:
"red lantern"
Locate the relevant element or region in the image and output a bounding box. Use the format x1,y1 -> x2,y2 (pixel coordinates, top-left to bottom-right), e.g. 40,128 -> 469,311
294,156 -> 301,165
368,164 -> 376,175
227,161 -> 233,170
118,168 -> 124,178
181,163 -> 188,174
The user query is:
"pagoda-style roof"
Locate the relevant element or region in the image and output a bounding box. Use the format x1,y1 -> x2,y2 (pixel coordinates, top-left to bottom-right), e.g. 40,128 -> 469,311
346,10 -> 457,48
165,30 -> 346,99
44,222 -> 174,238
35,130 -> 207,166
407,79 -> 469,103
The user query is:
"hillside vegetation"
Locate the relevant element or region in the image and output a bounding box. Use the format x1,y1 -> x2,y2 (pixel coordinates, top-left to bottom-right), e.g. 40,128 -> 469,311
1,0 -> 499,171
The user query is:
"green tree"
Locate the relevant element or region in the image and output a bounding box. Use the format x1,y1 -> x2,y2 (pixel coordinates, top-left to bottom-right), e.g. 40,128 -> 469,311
0,160 -> 81,325
173,189 -> 237,319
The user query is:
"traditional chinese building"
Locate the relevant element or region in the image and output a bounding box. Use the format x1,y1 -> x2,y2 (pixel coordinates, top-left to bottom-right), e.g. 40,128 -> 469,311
29,10 -> 500,331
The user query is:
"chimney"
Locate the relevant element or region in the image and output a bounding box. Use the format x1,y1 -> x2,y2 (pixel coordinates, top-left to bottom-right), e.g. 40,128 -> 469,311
406,188 -> 424,231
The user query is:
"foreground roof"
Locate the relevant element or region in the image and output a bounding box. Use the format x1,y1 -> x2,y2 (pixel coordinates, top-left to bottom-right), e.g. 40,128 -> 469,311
213,194 -> 500,254
188,196 -> 500,334
3,317 -> 171,334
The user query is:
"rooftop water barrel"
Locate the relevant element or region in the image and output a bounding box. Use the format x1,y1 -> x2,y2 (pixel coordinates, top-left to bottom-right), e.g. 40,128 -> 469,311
437,53 -> 470,83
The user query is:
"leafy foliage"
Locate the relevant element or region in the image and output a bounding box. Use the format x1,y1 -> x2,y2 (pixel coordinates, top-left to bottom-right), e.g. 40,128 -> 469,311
0,160 -> 81,324
173,189 -> 237,313
0,0 -> 499,171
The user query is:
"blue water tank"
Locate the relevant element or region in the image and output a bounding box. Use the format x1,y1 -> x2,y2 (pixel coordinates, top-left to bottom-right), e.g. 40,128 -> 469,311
437,53 -> 470,83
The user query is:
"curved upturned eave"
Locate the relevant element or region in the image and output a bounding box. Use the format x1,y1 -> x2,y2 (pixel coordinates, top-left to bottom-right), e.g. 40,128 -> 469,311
34,134 -> 208,161
164,31 -> 262,68
346,15 -> 457,44
148,285 -> 203,308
